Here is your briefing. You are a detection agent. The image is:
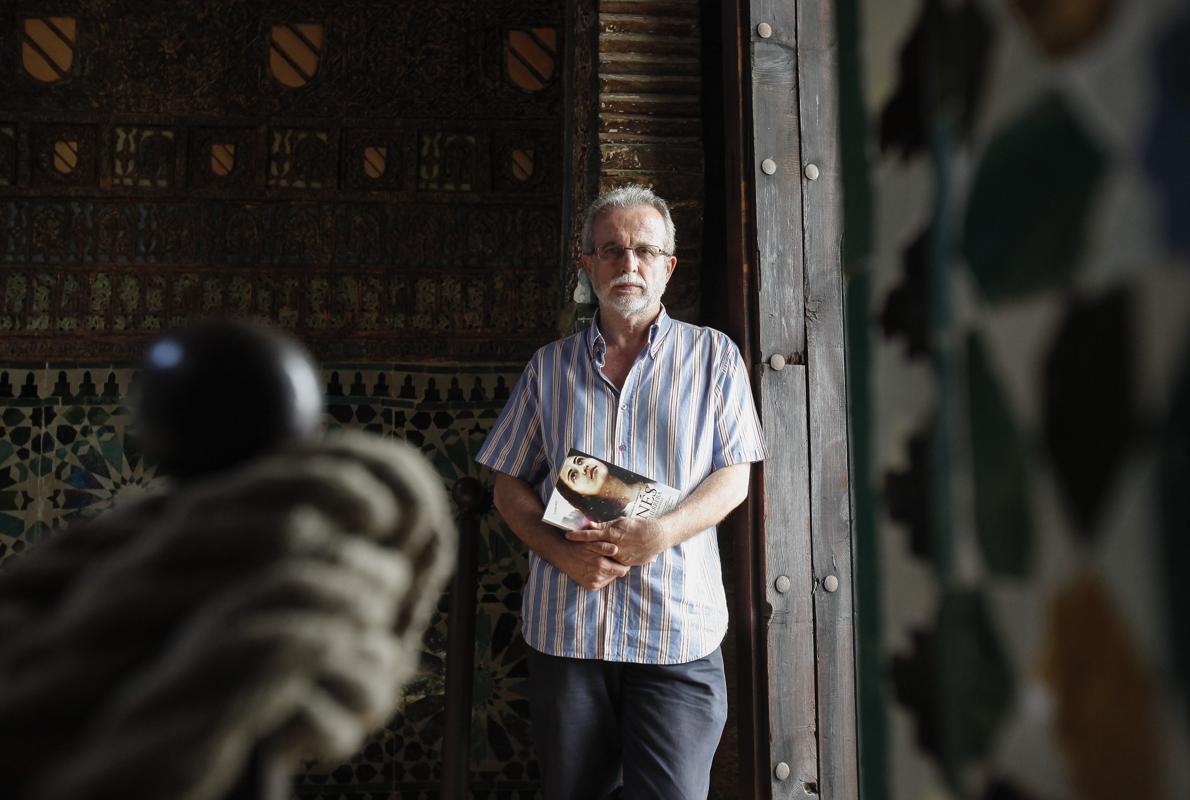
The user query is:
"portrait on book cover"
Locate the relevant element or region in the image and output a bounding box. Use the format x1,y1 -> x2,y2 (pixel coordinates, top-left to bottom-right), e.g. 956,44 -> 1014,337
543,449 -> 679,529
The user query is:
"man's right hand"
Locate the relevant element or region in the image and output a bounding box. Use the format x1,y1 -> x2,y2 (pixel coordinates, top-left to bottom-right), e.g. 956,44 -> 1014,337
552,539 -> 630,592
492,472 -> 630,593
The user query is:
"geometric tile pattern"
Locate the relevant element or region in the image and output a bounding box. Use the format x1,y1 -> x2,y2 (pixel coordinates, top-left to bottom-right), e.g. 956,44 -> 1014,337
0,362 -> 542,799
0,367 -> 145,565
962,93 -> 1107,303
854,0 -> 1190,798
301,370 -> 541,797
878,0 -> 993,160
966,334 -> 1032,577
1042,289 -> 1136,538
304,365 -> 543,798
880,227 -> 933,358
882,422 -> 936,564
891,589 -> 1015,793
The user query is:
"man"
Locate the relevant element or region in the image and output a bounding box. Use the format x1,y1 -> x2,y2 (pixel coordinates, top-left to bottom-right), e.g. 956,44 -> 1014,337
476,185 -> 766,799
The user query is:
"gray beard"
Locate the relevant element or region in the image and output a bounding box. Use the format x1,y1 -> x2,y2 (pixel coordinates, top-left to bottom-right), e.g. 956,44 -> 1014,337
595,280 -> 666,316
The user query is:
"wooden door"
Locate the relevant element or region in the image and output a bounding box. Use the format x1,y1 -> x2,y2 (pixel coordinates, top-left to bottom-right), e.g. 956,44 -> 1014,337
719,0 -> 859,797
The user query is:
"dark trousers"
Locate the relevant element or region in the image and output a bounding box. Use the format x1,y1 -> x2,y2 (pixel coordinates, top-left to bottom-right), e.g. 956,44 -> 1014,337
525,646 -> 728,800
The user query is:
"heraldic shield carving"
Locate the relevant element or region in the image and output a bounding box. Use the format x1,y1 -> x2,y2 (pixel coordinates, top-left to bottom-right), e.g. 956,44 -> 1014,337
52,139 -> 79,175
505,28 -> 557,93
210,143 -> 236,177
268,22 -> 324,88
511,148 -> 535,182
21,16 -> 77,84
362,146 -> 387,179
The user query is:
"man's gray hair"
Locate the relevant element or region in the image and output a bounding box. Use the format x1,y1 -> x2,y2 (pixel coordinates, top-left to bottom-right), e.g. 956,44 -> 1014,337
582,184 -> 676,255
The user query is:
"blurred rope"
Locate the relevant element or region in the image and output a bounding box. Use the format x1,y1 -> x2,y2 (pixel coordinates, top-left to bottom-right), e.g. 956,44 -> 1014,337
0,431 -> 455,800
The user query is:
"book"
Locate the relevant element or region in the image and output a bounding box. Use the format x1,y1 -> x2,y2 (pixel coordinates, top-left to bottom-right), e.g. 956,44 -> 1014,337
541,448 -> 681,531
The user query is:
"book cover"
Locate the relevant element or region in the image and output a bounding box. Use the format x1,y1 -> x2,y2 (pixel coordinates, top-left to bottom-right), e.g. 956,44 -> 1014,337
542,448 -> 681,531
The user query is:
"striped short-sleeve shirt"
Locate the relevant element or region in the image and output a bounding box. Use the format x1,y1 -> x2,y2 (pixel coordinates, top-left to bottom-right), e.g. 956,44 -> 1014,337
475,308 -> 767,664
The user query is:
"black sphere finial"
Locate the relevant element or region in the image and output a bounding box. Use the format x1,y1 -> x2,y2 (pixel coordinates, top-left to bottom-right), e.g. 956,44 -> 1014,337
134,320 -> 323,480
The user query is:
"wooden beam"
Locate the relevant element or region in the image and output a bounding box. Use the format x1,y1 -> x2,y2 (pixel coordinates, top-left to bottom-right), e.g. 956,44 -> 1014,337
718,0 -> 763,794
745,2 -> 818,799
796,0 -> 860,796
742,0 -> 859,796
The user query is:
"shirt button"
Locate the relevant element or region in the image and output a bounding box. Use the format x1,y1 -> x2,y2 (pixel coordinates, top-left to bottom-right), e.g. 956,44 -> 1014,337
618,444 -> 627,452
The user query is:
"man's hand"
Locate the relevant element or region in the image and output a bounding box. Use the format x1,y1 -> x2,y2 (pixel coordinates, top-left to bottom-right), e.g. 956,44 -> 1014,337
566,517 -> 672,567
491,473 -> 630,592
562,463 -> 753,568
553,538 -> 631,591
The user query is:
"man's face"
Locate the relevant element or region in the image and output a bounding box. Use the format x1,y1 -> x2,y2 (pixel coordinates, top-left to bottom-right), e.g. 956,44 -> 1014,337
560,453 -> 607,496
581,205 -> 677,318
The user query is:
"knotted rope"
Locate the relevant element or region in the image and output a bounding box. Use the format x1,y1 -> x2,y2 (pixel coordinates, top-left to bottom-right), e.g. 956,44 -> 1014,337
0,431 -> 456,800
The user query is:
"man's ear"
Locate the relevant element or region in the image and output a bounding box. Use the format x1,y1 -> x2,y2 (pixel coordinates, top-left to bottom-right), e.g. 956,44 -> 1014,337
665,255 -> 677,281
580,255 -> 594,281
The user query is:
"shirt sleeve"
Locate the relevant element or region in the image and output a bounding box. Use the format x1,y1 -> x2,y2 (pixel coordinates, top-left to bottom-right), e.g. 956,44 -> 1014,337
475,357 -> 548,483
712,336 -> 769,469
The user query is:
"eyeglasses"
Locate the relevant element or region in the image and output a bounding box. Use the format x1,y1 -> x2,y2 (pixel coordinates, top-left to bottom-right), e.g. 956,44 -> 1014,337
590,244 -> 672,263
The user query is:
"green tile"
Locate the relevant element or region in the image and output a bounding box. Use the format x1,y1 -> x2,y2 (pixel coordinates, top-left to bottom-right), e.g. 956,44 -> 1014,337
963,93 -> 1106,300
892,588 -> 1015,792
967,335 -> 1032,577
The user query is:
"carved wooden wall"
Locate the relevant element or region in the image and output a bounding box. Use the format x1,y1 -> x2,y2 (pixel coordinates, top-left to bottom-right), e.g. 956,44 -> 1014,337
0,2 -> 590,798
0,0 -> 730,796
597,0 -> 704,322
0,0 -> 569,364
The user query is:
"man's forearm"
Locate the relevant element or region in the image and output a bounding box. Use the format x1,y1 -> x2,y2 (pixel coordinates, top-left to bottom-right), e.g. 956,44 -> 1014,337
491,471 -> 567,564
656,461 -> 752,548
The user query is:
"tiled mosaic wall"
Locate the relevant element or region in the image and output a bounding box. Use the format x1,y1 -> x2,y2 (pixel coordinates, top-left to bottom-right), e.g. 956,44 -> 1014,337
843,0 -> 1190,798
0,363 -> 541,799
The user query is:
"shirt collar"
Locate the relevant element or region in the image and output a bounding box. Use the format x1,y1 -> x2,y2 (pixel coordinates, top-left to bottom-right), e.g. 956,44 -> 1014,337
587,306 -> 673,366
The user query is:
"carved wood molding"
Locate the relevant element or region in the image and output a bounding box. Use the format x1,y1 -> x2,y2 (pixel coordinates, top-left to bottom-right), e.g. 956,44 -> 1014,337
0,1 -> 568,363
595,0 -> 704,321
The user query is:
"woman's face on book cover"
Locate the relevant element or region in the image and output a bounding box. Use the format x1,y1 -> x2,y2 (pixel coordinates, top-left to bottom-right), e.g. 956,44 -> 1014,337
561,454 -> 608,496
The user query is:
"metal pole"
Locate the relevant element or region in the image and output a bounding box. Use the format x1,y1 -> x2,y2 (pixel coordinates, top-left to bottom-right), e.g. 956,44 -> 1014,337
440,477 -> 488,799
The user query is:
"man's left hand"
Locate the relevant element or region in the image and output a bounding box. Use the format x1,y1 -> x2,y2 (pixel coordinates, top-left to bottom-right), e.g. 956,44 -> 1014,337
565,517 -> 672,567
